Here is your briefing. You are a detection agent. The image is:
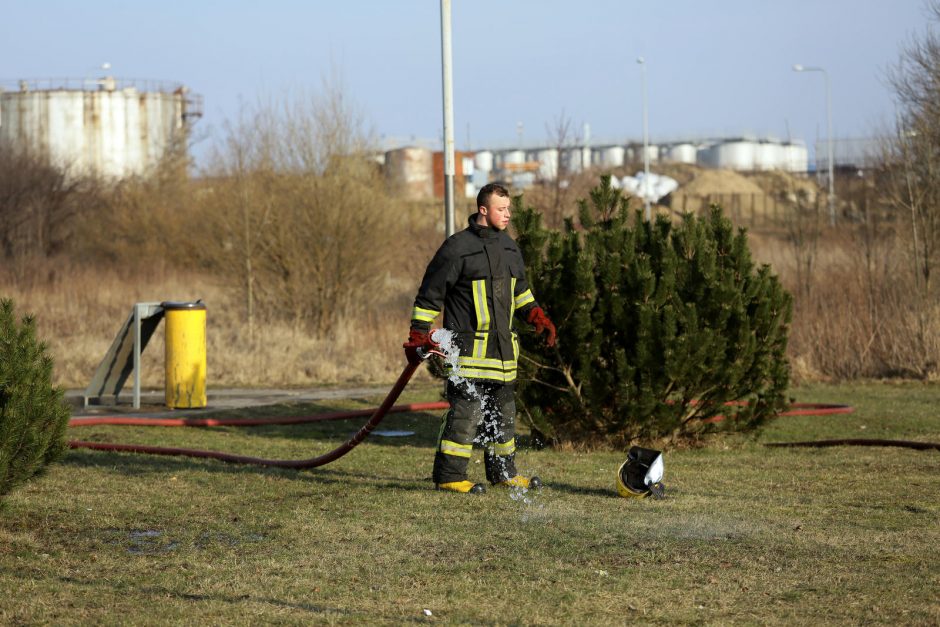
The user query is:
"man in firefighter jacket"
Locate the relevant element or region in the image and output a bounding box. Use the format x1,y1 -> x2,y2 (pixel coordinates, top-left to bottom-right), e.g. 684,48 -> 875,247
404,183 -> 556,494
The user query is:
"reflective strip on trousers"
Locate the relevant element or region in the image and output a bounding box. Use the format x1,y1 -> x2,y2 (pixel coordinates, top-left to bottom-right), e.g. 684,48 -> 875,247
492,438 -> 515,456
440,439 -> 472,458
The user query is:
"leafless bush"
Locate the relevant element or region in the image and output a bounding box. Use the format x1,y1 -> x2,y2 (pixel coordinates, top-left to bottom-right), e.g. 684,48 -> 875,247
195,84 -> 411,338
785,226 -> 939,381
0,148 -> 97,279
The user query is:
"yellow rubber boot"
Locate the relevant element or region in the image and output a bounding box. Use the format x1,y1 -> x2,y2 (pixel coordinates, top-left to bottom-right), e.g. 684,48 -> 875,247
436,480 -> 486,494
494,475 -> 542,489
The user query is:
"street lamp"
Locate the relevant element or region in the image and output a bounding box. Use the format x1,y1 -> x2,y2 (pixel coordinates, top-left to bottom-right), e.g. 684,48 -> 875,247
793,63 -> 836,225
637,56 -> 651,221
440,0 -> 456,237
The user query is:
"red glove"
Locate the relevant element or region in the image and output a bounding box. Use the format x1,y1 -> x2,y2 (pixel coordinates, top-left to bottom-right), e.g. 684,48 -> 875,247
526,307 -> 556,348
403,328 -> 430,365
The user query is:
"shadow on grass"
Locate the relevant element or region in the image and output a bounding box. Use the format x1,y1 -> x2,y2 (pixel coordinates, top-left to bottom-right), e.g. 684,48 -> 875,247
62,448 -> 434,491
545,480 -> 621,499
0,570 -> 429,623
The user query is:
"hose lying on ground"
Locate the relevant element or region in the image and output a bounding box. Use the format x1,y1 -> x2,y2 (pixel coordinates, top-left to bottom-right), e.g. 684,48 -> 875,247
69,360 -> 435,469
68,392 -> 937,468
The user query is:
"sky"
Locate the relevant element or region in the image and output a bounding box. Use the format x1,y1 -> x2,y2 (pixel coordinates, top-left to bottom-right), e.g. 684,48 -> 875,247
0,1 -> 931,163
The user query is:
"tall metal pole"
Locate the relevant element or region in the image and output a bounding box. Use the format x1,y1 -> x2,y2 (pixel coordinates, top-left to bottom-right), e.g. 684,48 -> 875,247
793,64 -> 836,226
823,69 -> 835,226
638,57 -> 651,221
440,0 -> 456,237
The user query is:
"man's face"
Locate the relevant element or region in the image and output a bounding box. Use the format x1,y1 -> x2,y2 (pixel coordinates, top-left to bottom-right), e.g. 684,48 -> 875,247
480,194 -> 512,231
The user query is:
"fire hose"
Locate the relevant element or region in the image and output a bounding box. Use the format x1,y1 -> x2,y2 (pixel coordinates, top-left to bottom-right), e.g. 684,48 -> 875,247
67,335 -> 937,467
68,340 -> 448,468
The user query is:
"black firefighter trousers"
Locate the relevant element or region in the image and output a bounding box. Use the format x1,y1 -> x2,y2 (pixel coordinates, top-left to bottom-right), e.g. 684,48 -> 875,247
432,379 -> 518,485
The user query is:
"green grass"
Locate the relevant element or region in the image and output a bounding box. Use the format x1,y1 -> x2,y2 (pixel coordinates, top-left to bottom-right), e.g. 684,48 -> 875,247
2,382 -> 939,625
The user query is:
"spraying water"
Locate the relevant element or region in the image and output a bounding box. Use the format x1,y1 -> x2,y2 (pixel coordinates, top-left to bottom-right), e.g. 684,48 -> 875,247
429,328 -> 543,509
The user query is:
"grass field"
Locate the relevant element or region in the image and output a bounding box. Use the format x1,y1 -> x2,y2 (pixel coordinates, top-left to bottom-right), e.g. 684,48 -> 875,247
2,381 -> 938,625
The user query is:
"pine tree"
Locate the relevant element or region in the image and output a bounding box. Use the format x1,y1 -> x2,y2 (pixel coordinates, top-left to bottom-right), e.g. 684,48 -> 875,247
0,298 -> 71,500
514,175 -> 791,445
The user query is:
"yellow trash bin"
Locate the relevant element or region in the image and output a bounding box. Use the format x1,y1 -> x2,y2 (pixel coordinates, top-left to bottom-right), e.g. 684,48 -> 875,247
163,301 -> 207,409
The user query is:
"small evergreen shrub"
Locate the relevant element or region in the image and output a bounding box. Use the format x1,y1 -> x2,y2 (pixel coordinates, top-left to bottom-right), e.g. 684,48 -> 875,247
513,176 -> 792,445
0,298 -> 71,499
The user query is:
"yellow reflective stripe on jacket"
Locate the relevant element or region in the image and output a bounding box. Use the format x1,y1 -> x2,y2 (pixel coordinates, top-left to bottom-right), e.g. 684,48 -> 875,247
456,355 -> 516,370
509,278 -> 517,328
492,438 -> 516,456
412,306 -> 440,323
454,367 -> 517,383
471,279 -> 490,358
440,439 -> 472,458
514,288 -> 535,309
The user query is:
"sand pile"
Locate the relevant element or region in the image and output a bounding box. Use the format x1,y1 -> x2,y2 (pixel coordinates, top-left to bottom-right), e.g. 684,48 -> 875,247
679,169 -> 765,196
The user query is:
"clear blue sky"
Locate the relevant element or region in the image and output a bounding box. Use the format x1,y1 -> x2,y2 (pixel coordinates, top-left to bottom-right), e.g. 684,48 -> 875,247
0,1 -> 929,161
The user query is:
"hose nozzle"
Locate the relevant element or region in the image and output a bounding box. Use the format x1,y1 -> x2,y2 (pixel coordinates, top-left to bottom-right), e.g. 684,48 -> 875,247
417,328 -> 445,360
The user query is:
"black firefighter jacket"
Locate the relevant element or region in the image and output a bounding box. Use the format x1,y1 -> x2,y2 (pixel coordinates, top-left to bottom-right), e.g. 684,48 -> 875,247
410,215 -> 540,383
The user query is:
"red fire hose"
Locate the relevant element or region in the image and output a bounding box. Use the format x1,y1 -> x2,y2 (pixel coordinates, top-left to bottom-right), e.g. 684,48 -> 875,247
68,340 -> 934,467
68,359 -> 449,468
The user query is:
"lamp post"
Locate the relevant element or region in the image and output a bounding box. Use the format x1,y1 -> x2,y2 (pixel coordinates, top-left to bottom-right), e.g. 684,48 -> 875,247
793,64 -> 835,225
637,56 -> 651,221
440,0 -> 456,237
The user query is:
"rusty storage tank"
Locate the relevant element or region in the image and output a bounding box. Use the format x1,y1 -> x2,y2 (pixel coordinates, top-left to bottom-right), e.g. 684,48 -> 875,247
0,77 -> 201,179
432,150 -> 470,198
385,146 -> 433,199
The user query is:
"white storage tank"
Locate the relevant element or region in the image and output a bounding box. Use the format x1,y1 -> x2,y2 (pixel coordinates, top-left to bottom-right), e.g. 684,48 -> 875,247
755,142 -> 783,171
0,77 -> 200,180
596,145 -> 625,168
782,142 -> 809,172
461,155 -> 475,177
501,150 -> 525,167
665,143 -> 697,164
561,147 -> 584,173
474,150 -> 494,172
534,148 -> 559,180
708,141 -> 757,170
636,144 -> 659,164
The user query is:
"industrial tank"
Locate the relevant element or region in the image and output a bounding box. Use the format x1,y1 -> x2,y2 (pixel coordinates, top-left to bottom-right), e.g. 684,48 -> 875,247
500,150 -> 525,167
596,146 -> 625,168
0,77 -> 201,179
561,147 -> 584,173
474,150 -> 494,172
636,144 -> 659,164
385,146 -> 433,199
665,143 -> 697,164
782,142 -> 809,172
534,148 -> 559,180
704,140 -> 757,170
754,142 -> 783,171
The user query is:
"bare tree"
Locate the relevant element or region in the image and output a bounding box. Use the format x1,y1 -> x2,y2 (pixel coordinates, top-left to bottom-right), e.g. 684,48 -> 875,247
198,78 -> 410,337
543,110 -> 580,226
887,0 -> 940,298
0,148 -> 87,277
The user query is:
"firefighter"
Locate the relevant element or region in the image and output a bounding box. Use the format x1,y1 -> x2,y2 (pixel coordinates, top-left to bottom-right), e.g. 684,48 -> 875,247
404,183 -> 556,494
